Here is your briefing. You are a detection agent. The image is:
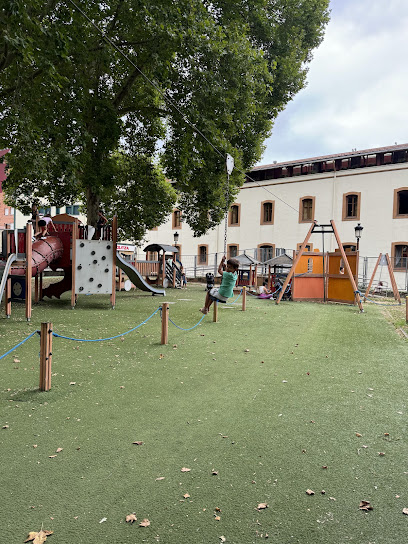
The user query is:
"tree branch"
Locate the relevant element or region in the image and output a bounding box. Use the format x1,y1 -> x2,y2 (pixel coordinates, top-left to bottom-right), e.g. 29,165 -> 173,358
113,67 -> 143,109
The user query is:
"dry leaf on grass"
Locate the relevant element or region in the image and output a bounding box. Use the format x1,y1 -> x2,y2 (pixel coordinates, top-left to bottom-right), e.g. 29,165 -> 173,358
24,529 -> 53,543
155,477 -> 165,481
214,515 -> 221,521
359,500 -> 373,511
183,493 -> 190,498
126,513 -> 137,523
14,358 -> 20,363
132,441 -> 143,446
48,455 -> 57,459
2,425 -> 9,429
355,433 -> 362,437
139,518 -> 150,527
257,503 -> 268,510
402,508 -> 408,515
56,448 -> 63,453
181,467 -> 191,472
306,489 -> 315,495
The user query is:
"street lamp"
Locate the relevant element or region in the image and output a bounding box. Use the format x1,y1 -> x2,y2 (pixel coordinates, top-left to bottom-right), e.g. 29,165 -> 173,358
354,223 -> 363,250
173,231 -> 179,244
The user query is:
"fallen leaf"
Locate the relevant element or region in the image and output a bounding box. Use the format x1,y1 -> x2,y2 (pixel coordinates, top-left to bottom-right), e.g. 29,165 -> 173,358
356,433 -> 362,437
378,452 -> 385,456
48,455 -> 57,459
322,465 -> 328,469
359,500 -> 373,511
126,513 -> 137,523
257,503 -> 268,510
99,517 -> 107,523
56,448 -> 63,453
220,537 -> 226,543
306,489 -> 315,495
214,516 -> 221,521
24,529 -> 53,543
2,425 -> 9,429
69,382 -> 76,385
214,507 -> 221,512
183,493 -> 190,498
13,358 -> 20,363
155,477 -> 165,481
181,467 -> 191,472
132,441 -> 143,446
403,508 -> 408,515
244,349 -> 250,352
33,445 -> 38,448
159,354 -> 164,359
212,470 -> 219,475
139,518 -> 150,527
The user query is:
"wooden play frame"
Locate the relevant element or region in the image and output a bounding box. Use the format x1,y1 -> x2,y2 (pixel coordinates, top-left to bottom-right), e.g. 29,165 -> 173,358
364,253 -> 401,303
276,220 -> 364,312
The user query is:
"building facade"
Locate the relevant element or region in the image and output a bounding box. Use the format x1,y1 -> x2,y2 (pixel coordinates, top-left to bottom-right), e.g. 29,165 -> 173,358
143,143 -> 408,290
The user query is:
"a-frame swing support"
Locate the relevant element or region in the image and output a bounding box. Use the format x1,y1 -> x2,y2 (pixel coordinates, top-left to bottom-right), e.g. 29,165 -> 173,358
364,253 -> 401,303
275,220 -> 364,312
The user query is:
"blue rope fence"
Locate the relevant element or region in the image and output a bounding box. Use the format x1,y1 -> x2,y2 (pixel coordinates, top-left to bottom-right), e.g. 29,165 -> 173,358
168,313 -> 207,331
0,330 -> 39,361
52,307 -> 161,342
224,289 -> 243,305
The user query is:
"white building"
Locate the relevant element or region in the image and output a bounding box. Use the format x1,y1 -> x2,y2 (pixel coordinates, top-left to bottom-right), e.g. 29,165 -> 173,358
142,143 -> 408,291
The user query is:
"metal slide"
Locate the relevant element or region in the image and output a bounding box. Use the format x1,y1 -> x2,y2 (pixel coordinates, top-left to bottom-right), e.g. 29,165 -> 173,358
116,252 -> 165,296
0,253 -> 17,303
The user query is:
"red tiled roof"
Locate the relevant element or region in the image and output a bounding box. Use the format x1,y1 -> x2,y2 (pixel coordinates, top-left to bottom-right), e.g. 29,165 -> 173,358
251,143 -> 408,171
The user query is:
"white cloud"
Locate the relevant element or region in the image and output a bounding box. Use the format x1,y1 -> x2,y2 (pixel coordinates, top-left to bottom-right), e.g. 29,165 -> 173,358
259,0 -> 408,164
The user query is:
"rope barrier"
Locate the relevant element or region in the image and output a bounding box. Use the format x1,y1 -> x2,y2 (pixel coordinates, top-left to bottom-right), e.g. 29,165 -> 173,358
52,307 -> 161,342
0,330 -> 39,361
224,289 -> 243,305
356,290 -> 402,307
168,314 -> 207,331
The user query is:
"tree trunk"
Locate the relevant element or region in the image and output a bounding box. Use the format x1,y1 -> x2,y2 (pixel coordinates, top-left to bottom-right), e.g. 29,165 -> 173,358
86,187 -> 100,227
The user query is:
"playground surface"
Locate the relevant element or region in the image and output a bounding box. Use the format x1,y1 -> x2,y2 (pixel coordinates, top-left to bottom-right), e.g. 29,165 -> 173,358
1,284 -> 407,543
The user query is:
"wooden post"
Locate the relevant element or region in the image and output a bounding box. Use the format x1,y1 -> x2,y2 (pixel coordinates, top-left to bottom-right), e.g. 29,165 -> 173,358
71,221 -> 77,309
172,253 -> 177,288
35,275 -> 39,303
25,222 -> 32,321
213,301 -> 218,322
254,264 -> 258,287
331,220 -> 364,312
249,264 -> 253,287
242,286 -> 247,311
268,265 -> 271,289
406,296 -> 408,324
39,322 -> 53,391
276,221 -> 316,304
111,215 -> 117,308
161,303 -> 169,345
364,253 -> 382,299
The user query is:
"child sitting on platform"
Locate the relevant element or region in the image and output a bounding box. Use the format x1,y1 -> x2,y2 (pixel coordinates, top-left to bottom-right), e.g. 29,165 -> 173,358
200,256 -> 239,314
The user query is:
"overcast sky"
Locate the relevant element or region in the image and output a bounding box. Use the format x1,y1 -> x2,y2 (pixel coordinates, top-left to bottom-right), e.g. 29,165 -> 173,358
258,0 -> 408,166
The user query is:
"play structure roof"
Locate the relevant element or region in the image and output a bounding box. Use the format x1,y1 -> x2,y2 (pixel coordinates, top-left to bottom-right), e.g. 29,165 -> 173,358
234,253 -> 261,266
263,253 -> 293,267
143,243 -> 179,254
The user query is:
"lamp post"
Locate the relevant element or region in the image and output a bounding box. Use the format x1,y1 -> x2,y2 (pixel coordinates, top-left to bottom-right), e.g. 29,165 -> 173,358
354,223 -> 363,251
173,231 -> 179,244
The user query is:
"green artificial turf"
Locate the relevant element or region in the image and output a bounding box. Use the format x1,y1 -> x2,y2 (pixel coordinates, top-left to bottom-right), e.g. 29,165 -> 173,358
1,284 -> 407,543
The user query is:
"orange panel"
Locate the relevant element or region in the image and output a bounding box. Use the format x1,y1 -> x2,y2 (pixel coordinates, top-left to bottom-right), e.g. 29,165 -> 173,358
328,252 -> 357,275
295,253 -> 324,274
327,278 -> 355,303
293,277 -> 324,300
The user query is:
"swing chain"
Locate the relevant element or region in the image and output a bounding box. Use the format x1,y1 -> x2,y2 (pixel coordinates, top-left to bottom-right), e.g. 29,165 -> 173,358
224,172 -> 229,257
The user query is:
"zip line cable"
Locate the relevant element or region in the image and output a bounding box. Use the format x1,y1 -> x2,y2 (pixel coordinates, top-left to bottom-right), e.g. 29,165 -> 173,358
66,0 -> 299,215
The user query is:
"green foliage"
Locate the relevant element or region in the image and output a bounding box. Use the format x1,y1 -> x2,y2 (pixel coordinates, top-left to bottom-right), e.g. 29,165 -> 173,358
0,0 -> 330,239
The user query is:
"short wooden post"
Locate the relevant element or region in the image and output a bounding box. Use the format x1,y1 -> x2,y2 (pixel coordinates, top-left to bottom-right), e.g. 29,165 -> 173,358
39,322 -> 53,391
161,303 -> 169,345
242,286 -> 247,311
5,225 -> 11,318
213,301 -> 218,322
111,215 -> 117,309
162,252 -> 166,286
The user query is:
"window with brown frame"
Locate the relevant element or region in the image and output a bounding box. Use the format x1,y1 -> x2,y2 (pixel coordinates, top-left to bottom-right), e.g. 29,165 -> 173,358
342,192 -> 361,220
228,204 -> 240,226
393,188 -> 408,218
257,244 -> 275,261
296,243 -> 313,252
227,244 -> 239,259
172,209 -> 182,229
391,242 -> 408,269
260,201 -> 274,224
299,196 -> 315,223
198,245 -> 208,265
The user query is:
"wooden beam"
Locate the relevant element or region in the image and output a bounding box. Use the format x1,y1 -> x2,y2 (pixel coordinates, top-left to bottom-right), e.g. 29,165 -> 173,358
385,253 -> 401,303
330,220 -> 364,311
242,286 -> 246,311
276,221 -> 316,304
213,301 -> 218,322
25,222 -> 32,321
161,303 -> 169,344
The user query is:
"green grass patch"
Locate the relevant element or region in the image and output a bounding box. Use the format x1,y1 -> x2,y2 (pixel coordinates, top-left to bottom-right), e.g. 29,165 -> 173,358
1,285 -> 407,543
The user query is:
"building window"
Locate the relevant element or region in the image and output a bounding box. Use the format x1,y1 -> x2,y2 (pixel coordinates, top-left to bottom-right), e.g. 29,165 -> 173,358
257,244 -> 275,261
65,206 -> 72,214
393,188 -> 408,218
260,201 -> 274,225
72,205 -> 80,215
172,209 -> 182,229
297,243 -> 313,252
198,245 -> 208,265
343,244 -> 357,252
391,243 -> 408,270
55,207 -> 61,215
227,244 -> 239,259
299,196 -> 315,223
342,192 -> 361,221
4,208 -> 9,215
228,204 -> 241,227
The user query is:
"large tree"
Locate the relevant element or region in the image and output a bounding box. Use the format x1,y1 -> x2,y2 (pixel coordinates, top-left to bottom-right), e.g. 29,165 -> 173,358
0,0 -> 329,240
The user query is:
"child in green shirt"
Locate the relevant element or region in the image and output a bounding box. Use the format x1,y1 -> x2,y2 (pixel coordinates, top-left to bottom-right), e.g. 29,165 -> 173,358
200,256 -> 239,314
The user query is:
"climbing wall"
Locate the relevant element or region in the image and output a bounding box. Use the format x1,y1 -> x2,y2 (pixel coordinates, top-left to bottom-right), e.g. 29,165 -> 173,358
75,240 -> 113,295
